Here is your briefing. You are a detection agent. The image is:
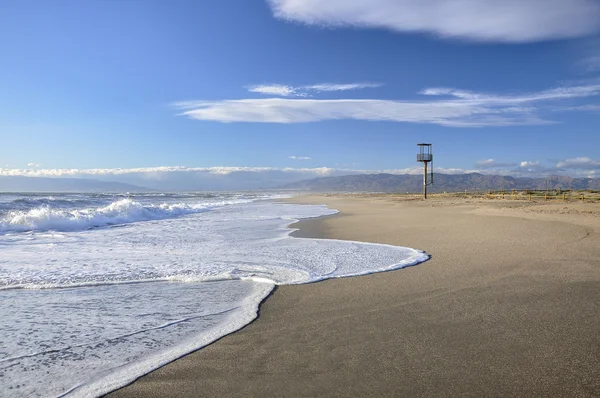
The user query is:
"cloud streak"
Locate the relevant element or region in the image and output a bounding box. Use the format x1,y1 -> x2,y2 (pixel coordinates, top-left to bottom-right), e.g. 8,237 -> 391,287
555,104 -> 600,112
474,157 -> 600,178
248,84 -> 298,97
2,160 -> 597,180
289,156 -> 311,160
305,83 -> 382,92
475,159 -> 518,168
0,166 -> 333,178
583,56 -> 600,72
174,83 -> 600,127
267,0 -> 600,43
556,157 -> 600,170
2,161 -> 598,190
247,82 -> 381,97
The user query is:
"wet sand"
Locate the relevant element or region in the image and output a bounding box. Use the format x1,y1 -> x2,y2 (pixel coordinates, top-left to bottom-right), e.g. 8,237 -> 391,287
109,195 -> 600,397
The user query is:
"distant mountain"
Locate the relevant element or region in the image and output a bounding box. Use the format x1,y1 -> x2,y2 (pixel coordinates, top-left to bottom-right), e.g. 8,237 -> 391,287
0,176 -> 152,193
283,173 -> 600,192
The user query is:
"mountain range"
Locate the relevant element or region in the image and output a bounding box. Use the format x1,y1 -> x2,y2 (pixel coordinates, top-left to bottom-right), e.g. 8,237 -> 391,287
283,173 -> 600,192
2,173 -> 599,193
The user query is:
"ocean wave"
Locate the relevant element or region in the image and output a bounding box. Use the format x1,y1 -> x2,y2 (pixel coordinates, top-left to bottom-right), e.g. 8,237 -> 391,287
0,198 -> 231,233
4,197 -> 96,210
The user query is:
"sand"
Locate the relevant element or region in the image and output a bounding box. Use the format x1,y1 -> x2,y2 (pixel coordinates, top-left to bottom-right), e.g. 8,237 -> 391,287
109,195 -> 600,397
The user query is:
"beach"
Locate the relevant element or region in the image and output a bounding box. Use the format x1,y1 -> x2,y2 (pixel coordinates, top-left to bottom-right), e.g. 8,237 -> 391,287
109,194 -> 600,397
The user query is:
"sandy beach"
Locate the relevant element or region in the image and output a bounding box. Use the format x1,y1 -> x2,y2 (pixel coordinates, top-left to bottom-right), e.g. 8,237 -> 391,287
109,195 -> 600,397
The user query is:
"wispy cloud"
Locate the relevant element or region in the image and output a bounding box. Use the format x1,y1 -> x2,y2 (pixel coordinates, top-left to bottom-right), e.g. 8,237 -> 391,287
556,157 -> 600,170
0,166 -> 335,191
267,0 -> 600,43
475,159 -> 548,174
247,82 -> 382,97
0,165 -> 480,183
248,84 -> 298,97
473,157 -> 600,177
27,163 -> 41,168
305,83 -> 382,93
1,163 -> 597,191
420,88 -> 482,100
174,83 -> 600,127
173,98 -> 547,127
3,163 -> 596,179
0,166 -> 333,178
289,156 -> 311,160
555,157 -> 600,178
422,84 -> 600,103
475,159 -> 518,168
578,38 -> 600,73
582,56 -> 600,72
555,104 -> 600,112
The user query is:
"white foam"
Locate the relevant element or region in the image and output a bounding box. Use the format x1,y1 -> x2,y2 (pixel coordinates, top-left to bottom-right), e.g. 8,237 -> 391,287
0,280 -> 274,398
0,197 -> 428,397
0,197 -> 253,234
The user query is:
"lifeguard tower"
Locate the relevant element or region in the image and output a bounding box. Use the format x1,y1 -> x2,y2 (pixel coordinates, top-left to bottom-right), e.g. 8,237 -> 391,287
417,143 -> 433,199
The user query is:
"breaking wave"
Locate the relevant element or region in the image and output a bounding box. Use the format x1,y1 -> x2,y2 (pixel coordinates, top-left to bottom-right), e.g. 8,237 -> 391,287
0,198 -> 240,233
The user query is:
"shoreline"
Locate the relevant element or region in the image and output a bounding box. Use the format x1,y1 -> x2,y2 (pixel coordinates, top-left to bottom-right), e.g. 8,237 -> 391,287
109,195 -> 600,397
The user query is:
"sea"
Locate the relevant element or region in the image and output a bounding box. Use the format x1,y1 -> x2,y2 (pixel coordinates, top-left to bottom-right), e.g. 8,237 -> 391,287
0,192 -> 428,397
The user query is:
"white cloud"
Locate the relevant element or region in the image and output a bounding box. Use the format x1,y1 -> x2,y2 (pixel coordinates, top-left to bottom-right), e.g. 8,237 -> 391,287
248,84 -> 298,97
420,88 -> 482,100
475,157 -> 600,176
1,164 -> 597,191
556,157 -> 600,170
0,165 -> 577,180
174,83 -> 600,127
0,165 -> 475,184
267,0 -> 600,43
247,82 -> 381,97
27,163 -> 41,168
373,167 -> 477,175
0,166 -> 333,178
476,159 -> 495,166
175,98 -> 545,126
520,161 -> 540,168
473,159 -> 565,176
0,166 -> 338,190
476,159 -> 518,168
305,83 -> 382,92
289,156 -> 311,160
424,84 -> 600,103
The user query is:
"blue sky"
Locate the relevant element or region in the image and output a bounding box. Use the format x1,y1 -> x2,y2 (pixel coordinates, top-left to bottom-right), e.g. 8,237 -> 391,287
1,0 -> 599,188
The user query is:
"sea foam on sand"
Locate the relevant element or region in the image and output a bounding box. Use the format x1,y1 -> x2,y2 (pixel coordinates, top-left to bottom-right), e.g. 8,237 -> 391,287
0,195 -> 428,397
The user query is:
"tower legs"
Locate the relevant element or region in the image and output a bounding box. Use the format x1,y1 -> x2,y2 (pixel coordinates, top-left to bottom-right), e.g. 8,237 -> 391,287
423,162 -> 428,199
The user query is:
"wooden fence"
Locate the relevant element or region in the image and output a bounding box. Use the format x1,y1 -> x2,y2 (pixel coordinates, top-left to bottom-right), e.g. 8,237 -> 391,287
482,189 -> 595,202
384,189 -> 599,202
